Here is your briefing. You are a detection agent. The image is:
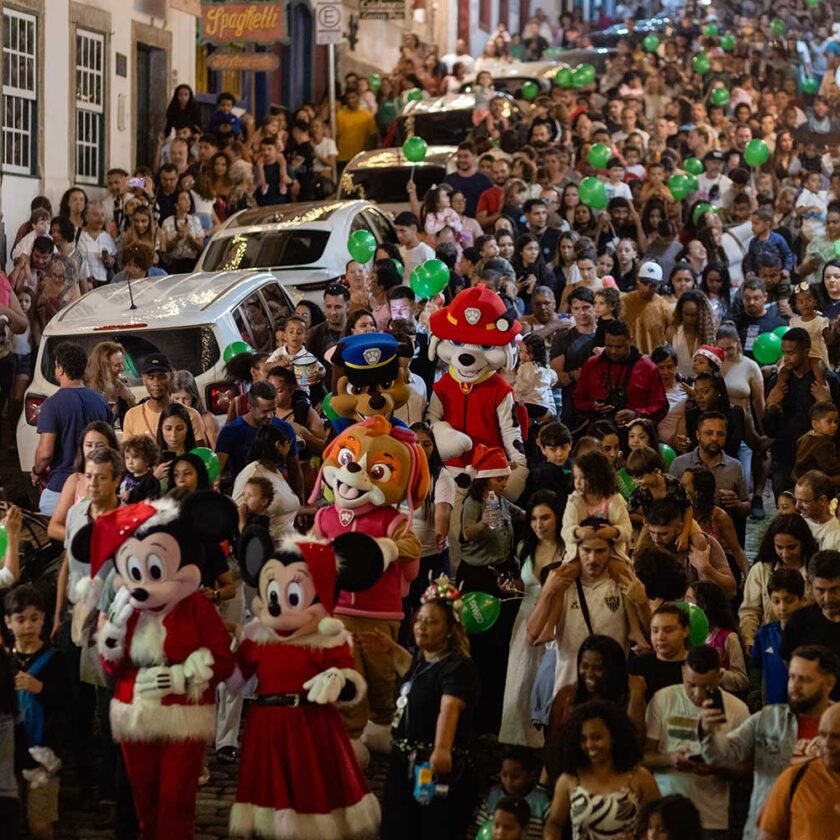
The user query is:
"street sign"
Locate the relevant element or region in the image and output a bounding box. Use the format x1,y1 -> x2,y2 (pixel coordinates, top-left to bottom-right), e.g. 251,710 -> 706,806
315,0 -> 343,45
359,0 -> 405,20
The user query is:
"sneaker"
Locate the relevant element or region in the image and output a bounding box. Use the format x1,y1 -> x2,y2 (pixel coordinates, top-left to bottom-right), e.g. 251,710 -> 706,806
751,495 -> 765,520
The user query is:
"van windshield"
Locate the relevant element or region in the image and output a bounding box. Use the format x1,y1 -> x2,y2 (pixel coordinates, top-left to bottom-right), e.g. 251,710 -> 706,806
339,166 -> 445,204
41,328 -> 220,387
394,111 -> 474,145
201,229 -> 330,271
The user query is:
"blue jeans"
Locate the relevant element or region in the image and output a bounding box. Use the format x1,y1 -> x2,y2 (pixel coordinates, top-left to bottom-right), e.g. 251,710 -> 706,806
39,488 -> 61,517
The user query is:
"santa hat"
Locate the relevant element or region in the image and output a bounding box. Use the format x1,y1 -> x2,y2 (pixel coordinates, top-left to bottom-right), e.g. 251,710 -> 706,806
695,344 -> 724,369
429,285 -> 521,346
468,444 -> 511,480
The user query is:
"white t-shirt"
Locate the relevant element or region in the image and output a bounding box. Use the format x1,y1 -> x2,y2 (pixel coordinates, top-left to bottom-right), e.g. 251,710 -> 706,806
646,684 -> 749,830
400,241 -> 436,277
795,188 -> 828,241
723,355 -> 763,413
411,468 -> 457,556
77,229 -> 117,284
313,137 -> 339,173
605,181 -> 633,201
790,314 -> 830,366
233,461 -> 300,542
658,385 -> 687,444
805,515 -> 840,551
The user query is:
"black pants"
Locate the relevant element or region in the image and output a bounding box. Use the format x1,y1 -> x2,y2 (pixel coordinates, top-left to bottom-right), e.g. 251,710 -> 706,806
0,796 -> 18,840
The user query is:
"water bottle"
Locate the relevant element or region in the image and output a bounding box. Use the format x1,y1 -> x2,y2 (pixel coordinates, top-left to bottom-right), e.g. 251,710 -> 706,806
413,762 -> 450,804
485,490 -> 501,530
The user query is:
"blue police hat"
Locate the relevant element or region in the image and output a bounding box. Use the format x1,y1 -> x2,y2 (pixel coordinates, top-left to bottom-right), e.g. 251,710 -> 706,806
338,333 -> 399,370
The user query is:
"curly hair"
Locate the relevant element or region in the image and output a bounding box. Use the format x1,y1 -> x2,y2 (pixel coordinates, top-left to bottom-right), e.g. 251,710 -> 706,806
414,600 -> 470,659
672,289 -> 717,346
559,700 -> 642,775
121,434 -> 161,468
574,450 -> 618,499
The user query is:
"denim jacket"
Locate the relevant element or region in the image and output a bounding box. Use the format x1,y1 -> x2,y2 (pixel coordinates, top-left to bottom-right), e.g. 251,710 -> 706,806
700,703 -> 797,840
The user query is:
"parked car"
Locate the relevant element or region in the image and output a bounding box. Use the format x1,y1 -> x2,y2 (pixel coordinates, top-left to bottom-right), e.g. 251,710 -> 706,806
390,92 -> 524,146
195,199 -> 396,301
16,270 -> 295,473
337,146 -> 457,216
589,18 -> 673,47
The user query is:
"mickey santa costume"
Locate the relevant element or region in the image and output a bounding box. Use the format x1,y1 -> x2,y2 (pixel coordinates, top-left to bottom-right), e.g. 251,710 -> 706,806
229,529 -> 382,839
72,492 -> 238,840
427,285 -> 528,499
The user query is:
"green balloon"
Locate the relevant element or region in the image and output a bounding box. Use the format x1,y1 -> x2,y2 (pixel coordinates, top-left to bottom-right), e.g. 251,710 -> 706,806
521,81 -> 539,101
805,0 -> 819,7
692,202 -> 715,225
347,229 -> 376,263
392,259 -> 404,277
421,259 -> 450,293
322,392 -> 339,421
476,821 -> 494,840
587,143 -> 611,169
773,325 -> 790,340
693,52 -> 711,75
703,23 -> 719,37
368,73 -> 381,93
658,443 -> 676,468
555,67 -> 573,88
744,138 -> 770,167
720,34 -> 736,51
579,176 -> 607,210
770,17 -> 785,36
643,34 -> 660,52
543,47 -> 564,59
710,87 -> 730,107
223,341 -> 253,364
668,173 -> 691,201
684,157 -> 705,176
190,447 -> 220,483
834,239 -> 840,258
406,87 -> 424,102
752,332 -> 783,365
677,600 -> 710,647
460,591 -> 501,634
572,64 -> 596,89
685,173 -> 699,193
402,135 -> 428,163
0,524 -> 7,562
801,76 -> 819,95
617,468 -> 635,500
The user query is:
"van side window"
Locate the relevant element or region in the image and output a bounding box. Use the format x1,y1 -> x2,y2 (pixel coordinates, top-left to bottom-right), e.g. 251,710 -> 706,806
233,306 -> 254,347
240,295 -> 273,352
259,283 -> 292,331
363,208 -> 396,245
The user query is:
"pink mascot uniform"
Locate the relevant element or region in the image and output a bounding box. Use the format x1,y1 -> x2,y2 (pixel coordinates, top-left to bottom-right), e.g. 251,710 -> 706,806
71,492 -> 238,840
427,284 -> 528,498
228,529 -> 382,840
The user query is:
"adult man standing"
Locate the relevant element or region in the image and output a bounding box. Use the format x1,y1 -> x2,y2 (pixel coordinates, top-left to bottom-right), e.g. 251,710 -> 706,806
444,142 -> 493,218
307,284 -> 350,365
214,380 -> 301,498
33,342 -> 111,516
523,286 -> 569,349
153,164 -> 180,224
764,328 -> 840,494
781,551 -> 840,697
669,411 -> 750,517
524,199 -> 560,267
394,212 -> 435,277
102,167 -> 129,235
629,602 -> 690,701
574,319 -> 668,430
620,261 -> 674,355
732,278 -> 788,361
476,158 -> 510,230
794,471 -> 840,550
700,646 -> 838,840
644,645 -> 750,840
757,702 -> 840,840
440,38 -> 475,74
121,355 -> 206,445
335,89 -> 377,174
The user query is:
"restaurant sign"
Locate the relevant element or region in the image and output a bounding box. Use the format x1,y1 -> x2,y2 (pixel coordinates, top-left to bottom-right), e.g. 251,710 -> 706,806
201,1 -> 286,44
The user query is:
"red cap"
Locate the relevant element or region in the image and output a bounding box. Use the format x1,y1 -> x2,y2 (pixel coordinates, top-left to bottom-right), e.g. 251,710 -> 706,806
469,444 -> 510,479
695,344 -> 725,369
429,285 -> 521,346
88,502 -> 160,579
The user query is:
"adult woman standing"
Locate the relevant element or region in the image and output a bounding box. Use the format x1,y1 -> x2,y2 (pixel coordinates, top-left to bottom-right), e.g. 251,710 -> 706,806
500,490 -> 564,748
119,206 -> 159,262
161,189 -> 205,273
651,346 -> 687,447
559,249 -> 602,312
545,701 -> 660,840
665,290 -> 717,377
661,262 -> 695,306
698,262 -> 732,328
232,424 -> 300,541
798,203 -> 840,286
84,340 -> 136,425
171,369 -> 219,450
814,261 -> 840,366
59,187 -> 87,234
164,84 -> 201,136
739,515 -> 816,653
77,201 -> 116,289
769,128 -> 796,181
560,183 -> 580,228
154,403 -> 197,484
268,365 -> 326,457
209,153 -> 233,219
511,233 -> 555,313
378,588 -> 480,840
32,255 -> 82,344
554,231 -> 580,292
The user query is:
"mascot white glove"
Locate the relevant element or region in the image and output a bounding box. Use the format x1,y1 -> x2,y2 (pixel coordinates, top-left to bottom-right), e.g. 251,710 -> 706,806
303,667 -> 346,704
97,587 -> 134,659
135,665 -> 187,699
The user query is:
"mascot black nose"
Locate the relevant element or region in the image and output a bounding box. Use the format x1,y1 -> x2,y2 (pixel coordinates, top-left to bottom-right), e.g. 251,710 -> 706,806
346,462 -> 362,473
368,393 -> 386,410
131,588 -> 149,602
458,353 -> 476,367
268,602 -> 281,617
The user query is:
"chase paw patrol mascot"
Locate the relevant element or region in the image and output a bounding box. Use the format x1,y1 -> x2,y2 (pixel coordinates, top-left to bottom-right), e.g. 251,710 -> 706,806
428,285 -> 528,499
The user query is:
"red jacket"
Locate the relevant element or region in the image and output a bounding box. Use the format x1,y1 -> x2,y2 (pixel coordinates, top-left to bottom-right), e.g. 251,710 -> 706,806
573,349 -> 667,423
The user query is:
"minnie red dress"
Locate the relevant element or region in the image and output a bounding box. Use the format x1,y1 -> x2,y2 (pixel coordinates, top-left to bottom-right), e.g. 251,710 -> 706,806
229,622 -> 380,839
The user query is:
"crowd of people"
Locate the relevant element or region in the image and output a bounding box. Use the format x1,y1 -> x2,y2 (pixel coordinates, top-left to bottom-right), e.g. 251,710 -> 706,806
3,0 -> 840,838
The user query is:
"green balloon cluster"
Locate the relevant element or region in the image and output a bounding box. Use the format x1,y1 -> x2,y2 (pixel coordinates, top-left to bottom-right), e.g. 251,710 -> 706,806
676,600 -> 710,646
555,67 -> 573,88
752,332 -> 783,364
643,34 -> 660,52
744,139 -> 770,167
402,135 -> 428,163
773,325 -> 790,340
460,591 -> 501,634
521,81 -> 539,101
668,173 -> 691,200
579,176 -> 607,210
685,173 -> 699,193
684,157 -> 704,176
406,88 -> 424,102
693,52 -> 711,75
190,447 -> 221,483
720,34 -> 736,51
572,64 -> 596,89
223,341 -> 253,364
588,143 -> 611,169
410,259 -> 450,298
711,87 -> 730,107
347,229 -> 376,263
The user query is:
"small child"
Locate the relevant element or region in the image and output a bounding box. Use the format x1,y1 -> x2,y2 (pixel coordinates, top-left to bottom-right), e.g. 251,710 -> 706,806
794,401 -> 840,484
795,169 -> 828,242
11,208 -> 51,262
623,146 -> 646,180
422,187 -> 462,240
273,320 -> 286,352
775,490 -> 797,515
750,567 -> 805,704
594,286 -> 621,324
5,585 -> 70,840
691,580 -> 748,693
238,475 -> 274,533
475,749 -> 550,840
120,435 -> 161,503
491,795 -> 532,840
520,421 -> 572,506
256,136 -> 293,206
605,157 -> 632,201
614,238 -> 638,292
471,71 -> 494,127
626,417 -> 659,454
789,281 -> 830,378
209,91 -> 243,139
266,314 -> 325,392
691,344 -> 725,377
562,449 -> 632,563
514,334 -> 558,419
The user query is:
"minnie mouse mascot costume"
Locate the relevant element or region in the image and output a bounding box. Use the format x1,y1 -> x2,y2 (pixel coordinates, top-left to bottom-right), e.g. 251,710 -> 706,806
228,529 -> 383,839
72,492 -> 238,840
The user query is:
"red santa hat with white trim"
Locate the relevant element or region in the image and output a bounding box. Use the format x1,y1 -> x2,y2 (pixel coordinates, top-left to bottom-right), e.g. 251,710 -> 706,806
467,444 -> 511,480
695,344 -> 724,370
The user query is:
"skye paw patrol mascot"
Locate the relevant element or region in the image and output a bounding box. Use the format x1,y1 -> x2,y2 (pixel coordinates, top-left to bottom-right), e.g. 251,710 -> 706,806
309,415 -> 429,765
428,285 -> 528,499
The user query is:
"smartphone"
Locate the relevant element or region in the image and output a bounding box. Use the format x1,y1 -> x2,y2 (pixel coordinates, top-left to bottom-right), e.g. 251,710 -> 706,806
706,686 -> 726,719
162,450 -> 176,463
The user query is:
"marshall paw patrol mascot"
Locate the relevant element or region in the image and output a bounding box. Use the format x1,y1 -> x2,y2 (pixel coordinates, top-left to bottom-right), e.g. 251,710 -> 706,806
72,493 -> 238,840
428,284 -> 528,499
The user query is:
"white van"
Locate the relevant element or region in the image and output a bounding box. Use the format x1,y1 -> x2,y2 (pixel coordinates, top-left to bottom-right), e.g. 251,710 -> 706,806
17,270 -> 295,473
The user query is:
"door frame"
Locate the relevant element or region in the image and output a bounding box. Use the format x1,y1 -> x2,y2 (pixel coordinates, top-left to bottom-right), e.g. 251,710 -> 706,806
131,20 -> 171,170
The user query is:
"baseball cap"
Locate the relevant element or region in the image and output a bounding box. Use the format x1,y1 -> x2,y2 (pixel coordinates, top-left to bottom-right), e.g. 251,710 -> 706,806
142,354 -> 173,374
637,261 -> 663,284
704,150 -> 725,162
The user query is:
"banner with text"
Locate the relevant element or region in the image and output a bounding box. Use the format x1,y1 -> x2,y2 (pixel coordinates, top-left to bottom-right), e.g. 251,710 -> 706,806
201,1 -> 286,43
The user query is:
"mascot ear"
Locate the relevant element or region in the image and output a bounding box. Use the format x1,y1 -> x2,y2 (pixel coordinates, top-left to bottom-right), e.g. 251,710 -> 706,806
181,491 -> 239,542
238,526 -> 276,587
70,522 -> 94,568
334,533 -> 384,592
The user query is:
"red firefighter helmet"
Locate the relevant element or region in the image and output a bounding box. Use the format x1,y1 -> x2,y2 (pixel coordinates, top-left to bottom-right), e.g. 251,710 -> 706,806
429,285 -> 521,346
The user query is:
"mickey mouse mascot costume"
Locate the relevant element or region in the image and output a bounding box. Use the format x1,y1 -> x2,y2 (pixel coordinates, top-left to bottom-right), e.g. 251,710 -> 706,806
72,493 -> 238,840
229,529 -> 382,839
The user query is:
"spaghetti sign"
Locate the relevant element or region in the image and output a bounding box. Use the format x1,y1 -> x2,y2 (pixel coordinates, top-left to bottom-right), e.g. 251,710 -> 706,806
201,2 -> 286,43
